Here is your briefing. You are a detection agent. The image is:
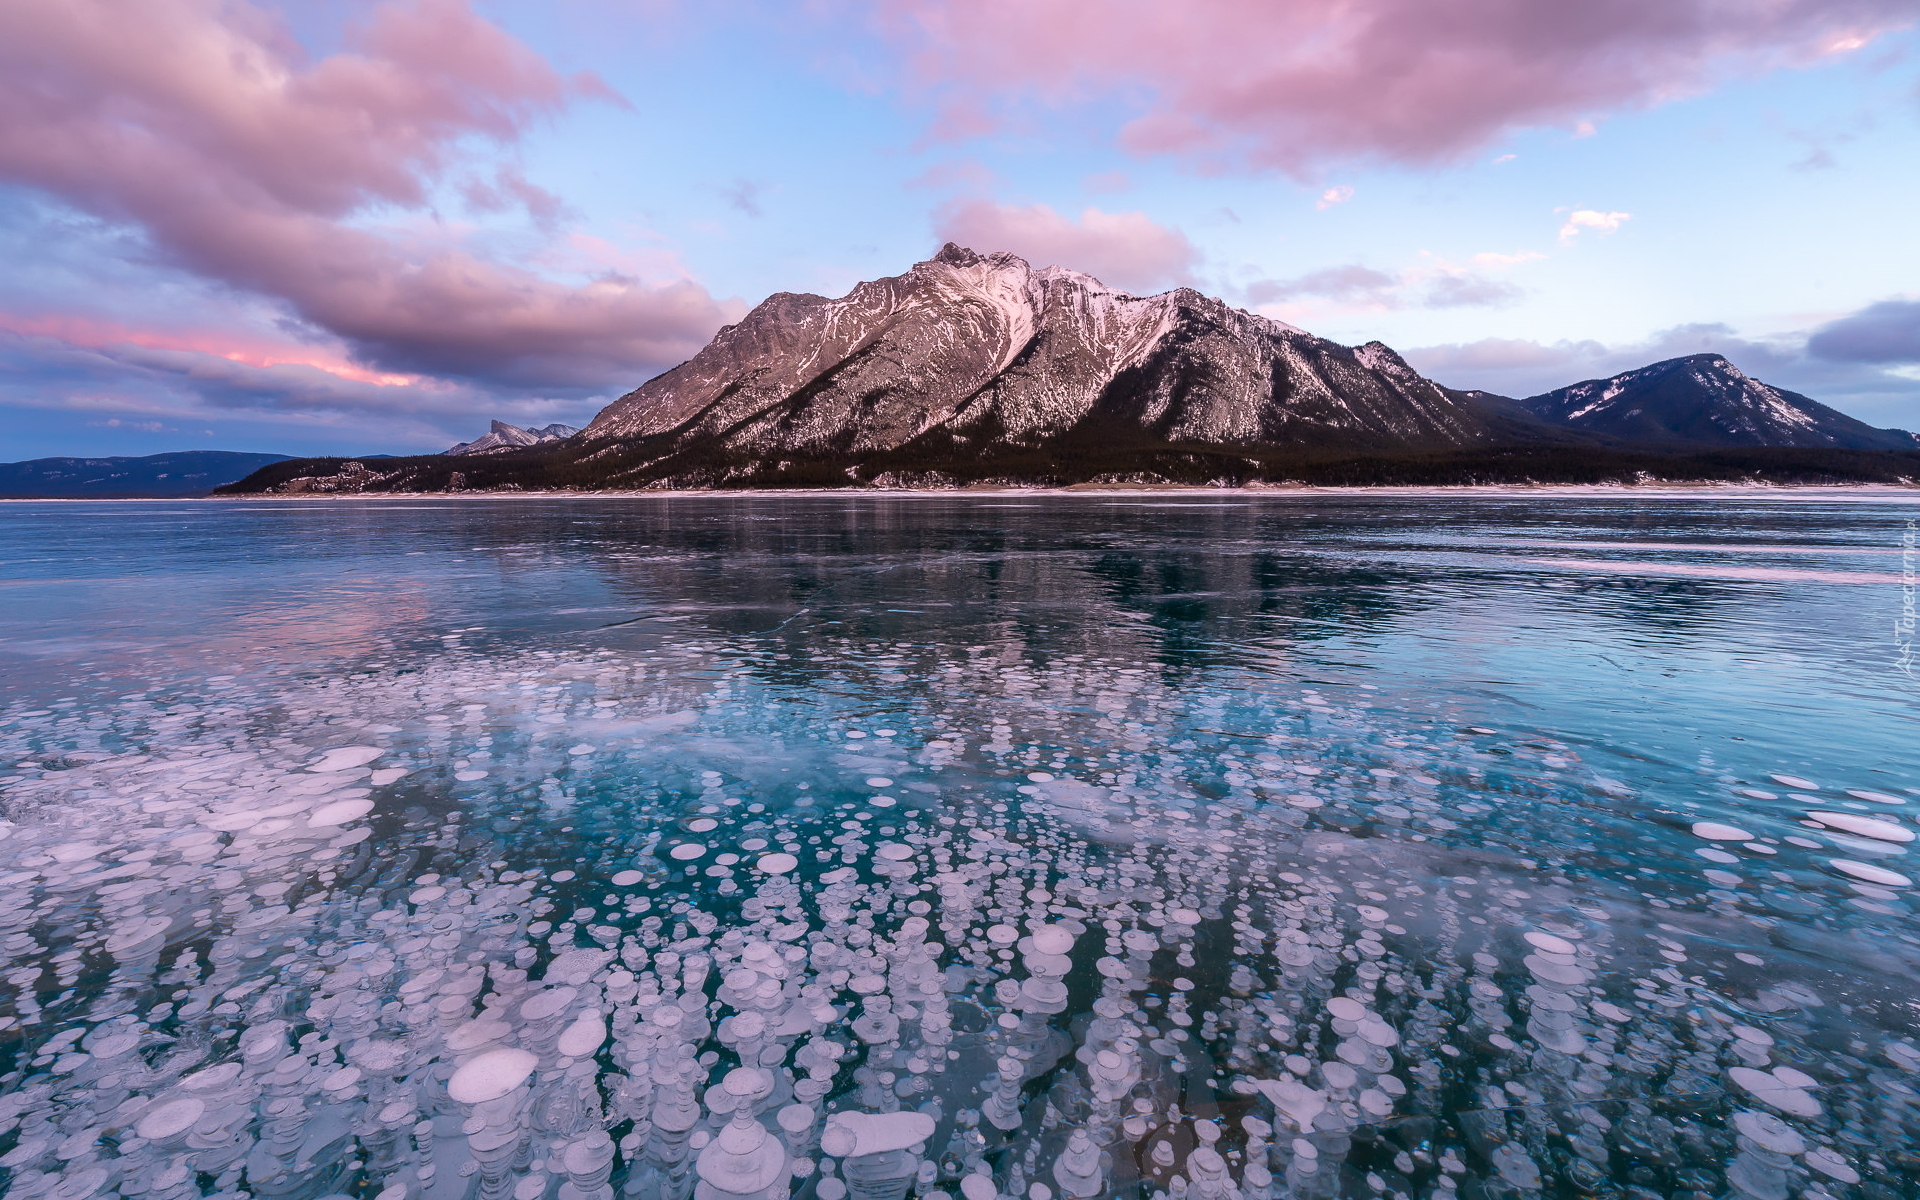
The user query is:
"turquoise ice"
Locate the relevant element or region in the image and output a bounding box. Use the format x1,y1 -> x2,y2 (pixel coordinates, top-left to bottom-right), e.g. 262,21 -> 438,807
0,493 -> 1913,1200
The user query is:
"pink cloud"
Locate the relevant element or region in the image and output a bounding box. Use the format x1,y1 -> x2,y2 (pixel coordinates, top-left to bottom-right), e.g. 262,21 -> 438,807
1316,185 -> 1354,210
0,0 -> 733,390
1,325 -> 598,450
935,199 -> 1196,292
870,0 -> 1916,171
0,311 -> 420,386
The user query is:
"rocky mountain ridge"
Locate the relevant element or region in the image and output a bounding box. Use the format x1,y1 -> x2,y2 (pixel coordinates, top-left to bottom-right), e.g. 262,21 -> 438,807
583,244 -> 1493,463
444,420 -> 579,456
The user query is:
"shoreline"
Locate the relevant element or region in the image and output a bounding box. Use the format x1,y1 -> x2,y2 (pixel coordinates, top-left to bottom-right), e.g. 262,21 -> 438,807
8,481 -> 1920,503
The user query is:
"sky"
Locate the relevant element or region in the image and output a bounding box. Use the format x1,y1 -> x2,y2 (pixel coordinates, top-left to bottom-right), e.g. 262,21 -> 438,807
2,0 -> 1919,459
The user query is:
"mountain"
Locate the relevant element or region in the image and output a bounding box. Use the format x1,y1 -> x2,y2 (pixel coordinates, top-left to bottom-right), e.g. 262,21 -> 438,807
215,248 -> 1920,493
0,450 -> 292,497
583,244 -> 1492,469
1518,354 -> 1918,450
444,420 -> 579,455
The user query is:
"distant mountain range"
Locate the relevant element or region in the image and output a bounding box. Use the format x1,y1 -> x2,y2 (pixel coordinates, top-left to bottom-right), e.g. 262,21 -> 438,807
444,420 -> 580,456
197,245 -> 1917,492
1516,353 -> 1916,450
0,450 -> 293,498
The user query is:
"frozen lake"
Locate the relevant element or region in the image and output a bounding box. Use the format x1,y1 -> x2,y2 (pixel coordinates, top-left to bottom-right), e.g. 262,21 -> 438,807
0,492 -> 1915,1200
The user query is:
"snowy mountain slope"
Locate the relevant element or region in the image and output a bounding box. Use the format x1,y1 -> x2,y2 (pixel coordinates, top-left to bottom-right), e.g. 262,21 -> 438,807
1519,354 -> 1917,450
445,420 -> 579,456
584,245 -> 1492,458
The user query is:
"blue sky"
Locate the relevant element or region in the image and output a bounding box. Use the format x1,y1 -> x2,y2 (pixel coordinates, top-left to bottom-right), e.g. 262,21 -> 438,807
2,0 -> 1917,458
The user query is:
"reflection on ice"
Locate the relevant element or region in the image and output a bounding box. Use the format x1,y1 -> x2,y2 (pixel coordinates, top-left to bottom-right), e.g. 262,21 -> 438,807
0,628 -> 1915,1200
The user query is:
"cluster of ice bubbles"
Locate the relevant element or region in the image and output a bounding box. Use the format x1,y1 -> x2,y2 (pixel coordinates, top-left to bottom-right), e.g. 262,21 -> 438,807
0,636 -> 1917,1200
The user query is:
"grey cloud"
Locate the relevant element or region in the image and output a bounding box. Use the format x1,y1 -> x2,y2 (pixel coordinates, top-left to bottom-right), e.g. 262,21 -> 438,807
1422,274 -> 1524,309
1808,298 -> 1920,364
1245,265 -> 1520,310
1245,266 -> 1400,306
723,179 -> 768,218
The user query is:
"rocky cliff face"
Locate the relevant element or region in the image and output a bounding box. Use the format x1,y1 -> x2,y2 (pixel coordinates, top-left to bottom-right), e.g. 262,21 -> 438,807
1520,354 -> 1918,450
584,245 -> 1492,458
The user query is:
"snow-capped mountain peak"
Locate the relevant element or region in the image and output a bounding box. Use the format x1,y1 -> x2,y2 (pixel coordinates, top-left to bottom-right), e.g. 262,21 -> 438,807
444,420 -> 579,456
1519,353 -> 1916,450
582,245 -> 1489,462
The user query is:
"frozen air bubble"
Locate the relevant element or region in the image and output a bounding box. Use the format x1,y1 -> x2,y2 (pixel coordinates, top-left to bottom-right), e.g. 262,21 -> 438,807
1524,931 -> 1577,955
1804,1148 -> 1860,1184
1729,1066 -> 1821,1118
308,798 -> 375,827
670,844 -> 707,861
821,1110 -> 936,1156
135,1098 -> 206,1141
447,1047 -> 539,1104
1830,859 -> 1910,887
1806,812 -> 1912,842
1692,822 -> 1752,841
1846,789 -> 1905,805
756,853 -> 798,874
309,746 -> 383,772
557,1011 -> 606,1057
1029,925 -> 1074,955
612,870 -> 644,886
1771,774 -> 1817,790
688,819 -> 719,832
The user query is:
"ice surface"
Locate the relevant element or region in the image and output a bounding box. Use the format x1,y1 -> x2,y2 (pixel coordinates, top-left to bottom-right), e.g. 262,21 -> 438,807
0,494 -> 1914,1200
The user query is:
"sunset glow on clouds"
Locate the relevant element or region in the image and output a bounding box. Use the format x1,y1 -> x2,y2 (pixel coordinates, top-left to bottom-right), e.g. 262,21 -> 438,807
0,0 -> 1917,455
